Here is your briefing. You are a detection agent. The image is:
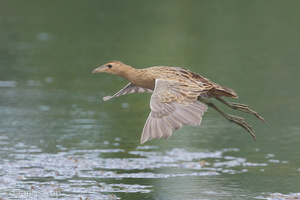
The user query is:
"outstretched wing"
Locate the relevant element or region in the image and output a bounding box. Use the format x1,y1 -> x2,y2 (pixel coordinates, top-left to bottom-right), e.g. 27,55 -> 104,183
140,79 -> 208,144
103,83 -> 153,101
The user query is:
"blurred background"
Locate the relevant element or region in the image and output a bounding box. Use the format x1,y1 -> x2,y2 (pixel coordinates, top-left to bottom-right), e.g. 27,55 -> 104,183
0,1 -> 299,199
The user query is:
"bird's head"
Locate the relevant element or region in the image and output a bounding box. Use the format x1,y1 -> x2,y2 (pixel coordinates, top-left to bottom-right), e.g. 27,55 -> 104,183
92,60 -> 132,76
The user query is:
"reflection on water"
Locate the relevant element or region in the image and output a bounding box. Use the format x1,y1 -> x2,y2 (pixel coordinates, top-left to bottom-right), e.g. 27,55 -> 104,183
257,193 -> 300,200
0,81 -> 299,199
0,81 -> 17,87
0,134 -> 294,199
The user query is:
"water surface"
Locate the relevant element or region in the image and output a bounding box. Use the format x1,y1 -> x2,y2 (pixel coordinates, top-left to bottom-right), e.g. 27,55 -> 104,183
1,1 -> 300,199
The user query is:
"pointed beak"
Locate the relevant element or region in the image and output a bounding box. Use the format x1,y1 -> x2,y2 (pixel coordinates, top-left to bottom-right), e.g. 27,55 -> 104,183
92,65 -> 106,73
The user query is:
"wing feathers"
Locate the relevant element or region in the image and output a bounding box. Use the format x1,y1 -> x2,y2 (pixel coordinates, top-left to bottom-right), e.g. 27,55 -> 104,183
103,83 -> 152,101
141,100 -> 207,144
108,79 -> 208,144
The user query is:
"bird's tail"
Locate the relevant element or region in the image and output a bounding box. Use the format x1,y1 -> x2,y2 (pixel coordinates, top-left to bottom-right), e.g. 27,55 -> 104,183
210,83 -> 238,98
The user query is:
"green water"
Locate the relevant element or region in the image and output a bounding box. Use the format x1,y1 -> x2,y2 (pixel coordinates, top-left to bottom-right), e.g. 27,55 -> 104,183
1,1 -> 300,199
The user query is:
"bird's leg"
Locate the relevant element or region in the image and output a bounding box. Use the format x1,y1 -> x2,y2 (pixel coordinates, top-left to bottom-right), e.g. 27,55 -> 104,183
215,97 -> 266,123
198,97 -> 257,140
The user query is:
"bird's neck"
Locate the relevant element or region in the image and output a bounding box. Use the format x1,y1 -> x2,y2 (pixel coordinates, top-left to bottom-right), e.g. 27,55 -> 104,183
117,65 -> 139,80
119,67 -> 155,89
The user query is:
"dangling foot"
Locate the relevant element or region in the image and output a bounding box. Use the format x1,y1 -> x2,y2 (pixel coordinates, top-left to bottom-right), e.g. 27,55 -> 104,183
225,114 -> 256,140
215,97 -> 266,123
198,97 -> 257,140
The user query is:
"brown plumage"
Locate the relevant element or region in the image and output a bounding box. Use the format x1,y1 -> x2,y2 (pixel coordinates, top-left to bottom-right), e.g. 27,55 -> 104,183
93,61 -> 265,144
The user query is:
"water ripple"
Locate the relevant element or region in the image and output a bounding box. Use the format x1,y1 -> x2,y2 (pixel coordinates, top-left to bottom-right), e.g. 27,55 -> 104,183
0,142 -> 291,199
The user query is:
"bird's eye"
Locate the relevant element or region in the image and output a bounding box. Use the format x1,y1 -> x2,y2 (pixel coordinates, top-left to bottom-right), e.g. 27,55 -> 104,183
107,64 -> 113,68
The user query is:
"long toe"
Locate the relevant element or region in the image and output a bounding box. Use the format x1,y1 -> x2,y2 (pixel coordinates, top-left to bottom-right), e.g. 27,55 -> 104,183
216,97 -> 266,124
227,114 -> 257,140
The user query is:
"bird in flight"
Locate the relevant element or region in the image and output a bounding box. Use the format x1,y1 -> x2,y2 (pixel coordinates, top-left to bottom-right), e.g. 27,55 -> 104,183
92,61 -> 265,144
